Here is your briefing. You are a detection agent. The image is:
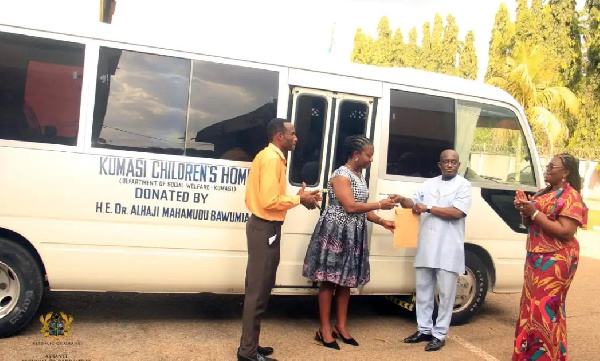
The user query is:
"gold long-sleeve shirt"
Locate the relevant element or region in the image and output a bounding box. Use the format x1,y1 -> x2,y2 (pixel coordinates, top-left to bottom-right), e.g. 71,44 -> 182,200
245,143 -> 300,221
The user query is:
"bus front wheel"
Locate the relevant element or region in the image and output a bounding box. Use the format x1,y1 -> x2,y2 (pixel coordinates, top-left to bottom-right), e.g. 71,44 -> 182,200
0,237 -> 44,338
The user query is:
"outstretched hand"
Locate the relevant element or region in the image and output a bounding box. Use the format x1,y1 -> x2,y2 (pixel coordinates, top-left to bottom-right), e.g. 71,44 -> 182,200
388,194 -> 405,203
412,203 -> 427,215
378,198 -> 397,210
298,182 -> 322,210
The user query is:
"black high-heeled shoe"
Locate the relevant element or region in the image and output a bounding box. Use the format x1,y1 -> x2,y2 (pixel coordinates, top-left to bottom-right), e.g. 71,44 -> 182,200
332,326 -> 359,346
315,330 -> 340,350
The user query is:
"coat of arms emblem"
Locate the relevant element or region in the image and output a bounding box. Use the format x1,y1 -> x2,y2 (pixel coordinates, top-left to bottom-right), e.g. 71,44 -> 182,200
39,312 -> 73,338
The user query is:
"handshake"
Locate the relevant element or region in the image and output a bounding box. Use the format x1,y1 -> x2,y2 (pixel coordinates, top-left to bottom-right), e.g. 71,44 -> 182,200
370,194 -> 413,211
385,194 -> 426,214
297,188 -> 416,212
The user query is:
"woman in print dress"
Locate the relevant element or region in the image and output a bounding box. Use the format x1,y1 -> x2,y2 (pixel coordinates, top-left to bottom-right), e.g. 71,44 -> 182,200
513,153 -> 588,361
302,135 -> 396,350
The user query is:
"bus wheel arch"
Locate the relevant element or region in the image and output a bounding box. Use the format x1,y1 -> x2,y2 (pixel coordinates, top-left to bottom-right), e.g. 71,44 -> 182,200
0,229 -> 46,338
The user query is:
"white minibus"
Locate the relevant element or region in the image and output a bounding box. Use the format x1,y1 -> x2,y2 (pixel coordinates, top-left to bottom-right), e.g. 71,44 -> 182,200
0,22 -> 542,337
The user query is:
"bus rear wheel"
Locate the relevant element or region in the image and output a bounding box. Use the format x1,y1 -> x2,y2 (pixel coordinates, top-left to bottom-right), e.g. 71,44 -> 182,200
0,237 -> 44,338
433,250 -> 489,326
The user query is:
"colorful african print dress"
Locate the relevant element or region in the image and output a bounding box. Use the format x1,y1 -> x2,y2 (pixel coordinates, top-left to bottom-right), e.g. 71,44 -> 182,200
513,183 -> 588,361
302,166 -> 370,288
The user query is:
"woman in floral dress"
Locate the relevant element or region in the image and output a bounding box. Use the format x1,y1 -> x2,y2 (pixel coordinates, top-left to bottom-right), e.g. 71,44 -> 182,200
513,153 -> 588,360
302,135 -> 396,350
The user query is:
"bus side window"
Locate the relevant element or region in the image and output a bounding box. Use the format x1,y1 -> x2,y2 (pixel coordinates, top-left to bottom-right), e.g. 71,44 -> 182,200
332,100 -> 368,171
289,95 -> 328,187
0,32 -> 84,146
185,61 -> 279,161
91,47 -> 190,155
456,101 -> 535,187
386,90 -> 455,178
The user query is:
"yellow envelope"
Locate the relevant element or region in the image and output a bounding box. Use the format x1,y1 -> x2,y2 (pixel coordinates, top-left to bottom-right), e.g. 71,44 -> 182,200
393,208 -> 419,248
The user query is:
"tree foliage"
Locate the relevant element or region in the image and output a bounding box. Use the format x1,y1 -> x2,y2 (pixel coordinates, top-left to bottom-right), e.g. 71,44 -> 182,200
485,0 -> 599,159
571,0 -> 600,155
487,42 -> 580,154
350,14 -> 478,79
486,3 -> 515,80
458,30 -> 478,80
350,2 -> 599,159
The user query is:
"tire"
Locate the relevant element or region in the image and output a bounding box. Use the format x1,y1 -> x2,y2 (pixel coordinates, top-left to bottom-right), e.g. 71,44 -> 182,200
434,250 -> 489,326
0,237 -> 44,338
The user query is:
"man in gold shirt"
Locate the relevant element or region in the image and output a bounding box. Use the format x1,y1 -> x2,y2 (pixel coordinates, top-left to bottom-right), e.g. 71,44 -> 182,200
237,118 -> 321,361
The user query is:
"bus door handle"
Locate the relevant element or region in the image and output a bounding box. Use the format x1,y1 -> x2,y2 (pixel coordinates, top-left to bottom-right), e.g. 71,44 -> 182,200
317,189 -> 328,212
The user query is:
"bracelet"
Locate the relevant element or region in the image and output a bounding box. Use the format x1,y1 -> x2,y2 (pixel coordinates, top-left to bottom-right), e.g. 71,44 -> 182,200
531,210 -> 539,220
377,201 -> 381,209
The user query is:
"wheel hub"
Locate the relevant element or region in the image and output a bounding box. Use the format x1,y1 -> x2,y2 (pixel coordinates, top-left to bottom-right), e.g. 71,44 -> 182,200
0,261 -> 20,319
434,267 -> 477,314
453,268 -> 476,313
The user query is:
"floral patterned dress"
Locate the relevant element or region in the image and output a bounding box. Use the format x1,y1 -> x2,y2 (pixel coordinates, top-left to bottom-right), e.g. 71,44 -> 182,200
302,166 -> 370,288
513,183 -> 588,361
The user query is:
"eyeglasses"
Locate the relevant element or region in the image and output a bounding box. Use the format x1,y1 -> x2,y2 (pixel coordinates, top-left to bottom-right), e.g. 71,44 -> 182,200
545,164 -> 563,171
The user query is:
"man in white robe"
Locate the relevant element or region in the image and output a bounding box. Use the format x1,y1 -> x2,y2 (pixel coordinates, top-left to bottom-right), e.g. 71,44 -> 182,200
390,149 -> 472,352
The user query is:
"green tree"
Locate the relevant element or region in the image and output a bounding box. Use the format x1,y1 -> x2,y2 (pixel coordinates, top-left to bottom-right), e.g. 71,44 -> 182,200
570,0 -> 600,155
487,41 -> 580,153
515,0 -> 543,45
570,80 -> 600,155
390,28 -> 405,66
420,22 -> 432,71
404,27 -> 420,68
374,16 -> 393,66
485,3 -> 515,80
430,14 -> 445,71
350,15 -> 477,80
459,31 -> 478,80
584,0 -> 600,77
441,14 -> 459,75
545,0 -> 582,89
351,28 -> 374,64
531,0 -> 548,37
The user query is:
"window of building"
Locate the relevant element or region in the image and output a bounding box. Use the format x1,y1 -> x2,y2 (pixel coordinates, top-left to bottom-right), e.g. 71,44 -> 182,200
457,101 -> 535,186
185,60 -> 279,161
289,95 -> 328,186
0,32 -> 85,145
92,47 -> 190,155
386,90 -> 455,178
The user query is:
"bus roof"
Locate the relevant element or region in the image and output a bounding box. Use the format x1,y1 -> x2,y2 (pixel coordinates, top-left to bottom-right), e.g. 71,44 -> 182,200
285,61 -> 521,109
0,19 -> 523,112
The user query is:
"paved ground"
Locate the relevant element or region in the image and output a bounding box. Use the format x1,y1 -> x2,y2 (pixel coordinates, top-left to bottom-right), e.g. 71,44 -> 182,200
1,229 -> 599,361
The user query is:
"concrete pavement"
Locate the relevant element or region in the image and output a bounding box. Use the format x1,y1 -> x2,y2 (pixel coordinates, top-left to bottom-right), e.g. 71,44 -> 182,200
0,230 -> 598,360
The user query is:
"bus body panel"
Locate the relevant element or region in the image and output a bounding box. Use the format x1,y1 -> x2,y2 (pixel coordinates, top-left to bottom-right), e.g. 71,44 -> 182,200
0,23 -> 542,301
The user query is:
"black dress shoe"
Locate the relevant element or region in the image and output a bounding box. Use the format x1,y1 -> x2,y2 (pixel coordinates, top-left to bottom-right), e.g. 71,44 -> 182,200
315,330 -> 340,350
257,346 -> 274,356
332,326 -> 359,346
403,331 -> 433,343
237,352 -> 277,361
424,337 -> 445,351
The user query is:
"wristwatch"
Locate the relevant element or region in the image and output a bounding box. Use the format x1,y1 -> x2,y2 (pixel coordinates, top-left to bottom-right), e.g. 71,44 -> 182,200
426,205 -> 432,213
